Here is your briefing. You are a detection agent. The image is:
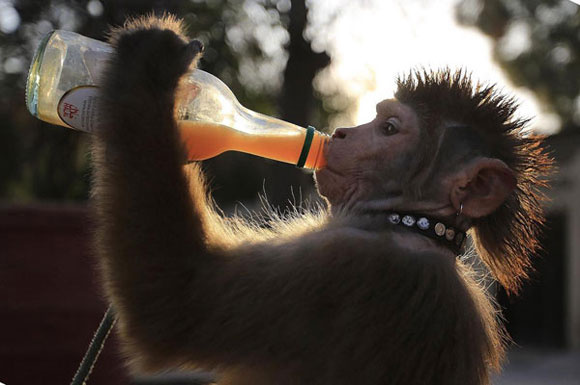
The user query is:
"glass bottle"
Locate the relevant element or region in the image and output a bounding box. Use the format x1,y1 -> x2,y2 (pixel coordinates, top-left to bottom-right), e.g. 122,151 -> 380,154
26,30 -> 328,170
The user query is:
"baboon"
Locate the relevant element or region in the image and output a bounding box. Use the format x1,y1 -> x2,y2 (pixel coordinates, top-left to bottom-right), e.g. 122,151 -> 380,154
91,14 -> 552,385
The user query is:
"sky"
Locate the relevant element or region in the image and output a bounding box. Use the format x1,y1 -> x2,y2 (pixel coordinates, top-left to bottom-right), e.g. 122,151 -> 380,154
306,0 -> 560,134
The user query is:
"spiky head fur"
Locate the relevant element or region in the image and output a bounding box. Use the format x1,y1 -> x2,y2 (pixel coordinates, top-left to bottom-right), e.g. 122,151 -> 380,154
395,69 -> 554,294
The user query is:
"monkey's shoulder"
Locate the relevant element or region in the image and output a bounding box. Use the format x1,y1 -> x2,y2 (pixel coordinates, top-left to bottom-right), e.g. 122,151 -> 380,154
308,226 -> 471,333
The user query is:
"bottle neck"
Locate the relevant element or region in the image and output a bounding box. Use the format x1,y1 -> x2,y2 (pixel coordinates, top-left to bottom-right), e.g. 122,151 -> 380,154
296,126 -> 316,168
301,129 -> 328,170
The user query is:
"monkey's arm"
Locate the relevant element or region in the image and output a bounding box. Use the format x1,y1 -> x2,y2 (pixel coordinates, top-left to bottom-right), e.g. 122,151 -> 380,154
92,20 -> 215,367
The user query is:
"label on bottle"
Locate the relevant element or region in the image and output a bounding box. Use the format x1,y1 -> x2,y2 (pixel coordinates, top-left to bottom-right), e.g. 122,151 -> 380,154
57,86 -> 100,133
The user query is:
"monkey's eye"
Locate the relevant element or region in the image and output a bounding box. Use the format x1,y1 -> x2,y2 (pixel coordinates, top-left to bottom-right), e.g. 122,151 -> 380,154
380,119 -> 399,136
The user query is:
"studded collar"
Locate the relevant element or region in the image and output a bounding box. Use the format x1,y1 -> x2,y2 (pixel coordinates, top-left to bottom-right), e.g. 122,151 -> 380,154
384,212 -> 466,255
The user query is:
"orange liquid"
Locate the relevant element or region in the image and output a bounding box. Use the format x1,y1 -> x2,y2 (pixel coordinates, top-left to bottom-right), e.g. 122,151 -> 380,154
178,120 -> 328,169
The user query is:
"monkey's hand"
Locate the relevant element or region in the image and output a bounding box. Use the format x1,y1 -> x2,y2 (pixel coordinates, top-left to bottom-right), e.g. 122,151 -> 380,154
113,30 -> 201,94
99,21 -> 203,143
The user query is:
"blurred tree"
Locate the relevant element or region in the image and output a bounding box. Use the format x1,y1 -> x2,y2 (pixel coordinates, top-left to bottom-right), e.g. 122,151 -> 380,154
258,0 -> 330,207
0,0 -> 335,207
280,0 -> 330,126
456,0 -> 580,131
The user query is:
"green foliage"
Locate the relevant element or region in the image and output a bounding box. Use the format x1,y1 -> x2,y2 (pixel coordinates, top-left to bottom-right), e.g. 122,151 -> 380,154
456,0 -> 580,130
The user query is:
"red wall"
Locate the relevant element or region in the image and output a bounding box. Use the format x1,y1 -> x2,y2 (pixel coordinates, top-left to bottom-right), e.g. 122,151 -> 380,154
0,205 -> 126,385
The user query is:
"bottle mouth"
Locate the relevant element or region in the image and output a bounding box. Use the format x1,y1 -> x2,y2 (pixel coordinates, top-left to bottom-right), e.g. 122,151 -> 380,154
313,133 -> 330,170
25,30 -> 55,117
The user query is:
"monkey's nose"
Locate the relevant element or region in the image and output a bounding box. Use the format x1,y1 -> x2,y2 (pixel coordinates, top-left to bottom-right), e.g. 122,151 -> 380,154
332,128 -> 347,139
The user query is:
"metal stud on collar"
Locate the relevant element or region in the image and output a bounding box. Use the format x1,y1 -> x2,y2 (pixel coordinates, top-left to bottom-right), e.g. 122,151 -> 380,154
417,217 -> 429,230
434,223 -> 446,236
402,215 -> 416,226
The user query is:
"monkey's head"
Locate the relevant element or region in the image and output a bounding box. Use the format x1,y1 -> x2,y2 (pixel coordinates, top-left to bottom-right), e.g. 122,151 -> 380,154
314,69 -> 553,293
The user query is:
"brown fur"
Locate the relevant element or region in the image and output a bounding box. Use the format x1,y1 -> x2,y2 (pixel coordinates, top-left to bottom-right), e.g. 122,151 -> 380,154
90,14 -> 544,385
395,70 -> 553,293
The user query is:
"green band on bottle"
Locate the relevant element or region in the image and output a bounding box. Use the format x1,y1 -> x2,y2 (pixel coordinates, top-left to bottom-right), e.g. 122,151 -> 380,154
297,125 -> 315,168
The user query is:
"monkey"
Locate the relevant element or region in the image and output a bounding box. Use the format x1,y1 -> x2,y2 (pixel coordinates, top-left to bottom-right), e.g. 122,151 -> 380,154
91,14 -> 553,385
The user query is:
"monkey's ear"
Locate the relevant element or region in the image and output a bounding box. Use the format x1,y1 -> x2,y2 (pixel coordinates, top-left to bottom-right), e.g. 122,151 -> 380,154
449,158 -> 516,218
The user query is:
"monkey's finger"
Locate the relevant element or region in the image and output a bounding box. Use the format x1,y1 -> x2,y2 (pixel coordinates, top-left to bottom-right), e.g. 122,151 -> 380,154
180,39 -> 204,67
188,39 -> 205,54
